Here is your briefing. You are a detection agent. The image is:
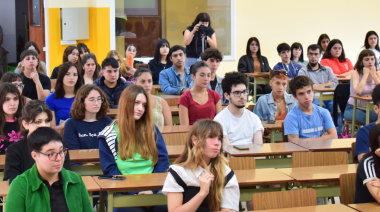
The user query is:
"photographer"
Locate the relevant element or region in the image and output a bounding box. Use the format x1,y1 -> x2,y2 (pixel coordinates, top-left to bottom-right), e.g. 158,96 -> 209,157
183,13 -> 217,67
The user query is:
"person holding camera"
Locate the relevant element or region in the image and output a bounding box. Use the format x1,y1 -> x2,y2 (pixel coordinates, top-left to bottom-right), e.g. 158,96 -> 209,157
183,13 -> 217,67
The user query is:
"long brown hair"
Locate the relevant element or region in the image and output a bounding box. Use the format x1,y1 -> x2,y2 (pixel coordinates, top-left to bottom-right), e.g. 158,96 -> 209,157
55,62 -> 83,98
116,85 -> 158,163
174,120 -> 227,211
106,50 -> 133,78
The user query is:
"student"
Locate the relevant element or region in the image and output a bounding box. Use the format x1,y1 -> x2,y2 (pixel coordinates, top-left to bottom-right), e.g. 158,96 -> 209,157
5,127 -> 92,212
46,62 -> 83,131
50,46 -> 80,90
159,45 -> 193,95
94,57 -> 132,108
98,85 -> 169,211
354,124 -> 380,204
15,41 -> 47,75
179,61 -> 222,125
19,50 -> 51,100
357,31 -> 380,66
253,70 -> 297,121
0,83 -> 24,155
214,72 -> 264,145
355,84 -> 380,161
4,100 -> 71,181
273,43 -> 302,78
81,53 -> 100,84
344,50 -> 380,125
64,85 -> 111,150
317,34 -> 330,61
134,64 -> 172,126
106,50 -> 134,82
183,13 -> 217,67
291,42 -> 308,66
237,37 -> 271,95
0,72 -> 31,104
77,42 -> 90,59
321,39 -> 354,76
125,43 -> 143,68
284,76 -> 338,141
148,39 -> 173,85
163,119 -> 239,212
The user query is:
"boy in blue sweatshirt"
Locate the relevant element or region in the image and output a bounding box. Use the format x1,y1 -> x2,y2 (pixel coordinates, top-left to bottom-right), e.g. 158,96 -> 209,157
273,43 -> 303,78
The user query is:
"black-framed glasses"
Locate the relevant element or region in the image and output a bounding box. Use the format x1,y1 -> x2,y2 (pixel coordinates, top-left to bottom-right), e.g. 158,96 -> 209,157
37,148 -> 68,161
231,90 -> 249,97
13,84 -> 25,89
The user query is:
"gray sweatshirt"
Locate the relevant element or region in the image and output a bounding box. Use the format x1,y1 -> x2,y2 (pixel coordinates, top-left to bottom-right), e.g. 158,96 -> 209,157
298,64 -> 338,97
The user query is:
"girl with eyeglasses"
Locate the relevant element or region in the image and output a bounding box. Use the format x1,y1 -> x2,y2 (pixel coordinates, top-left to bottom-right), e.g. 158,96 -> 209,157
64,84 -> 111,150
3,100 -> 71,182
6,127 -> 92,212
0,72 -> 31,105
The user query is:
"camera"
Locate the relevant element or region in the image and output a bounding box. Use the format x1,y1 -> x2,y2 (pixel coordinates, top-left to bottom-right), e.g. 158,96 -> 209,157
198,24 -> 206,33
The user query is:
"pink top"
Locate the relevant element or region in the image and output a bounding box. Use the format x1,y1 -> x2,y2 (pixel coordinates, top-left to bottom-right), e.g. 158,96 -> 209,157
348,73 -> 376,107
179,88 -> 221,125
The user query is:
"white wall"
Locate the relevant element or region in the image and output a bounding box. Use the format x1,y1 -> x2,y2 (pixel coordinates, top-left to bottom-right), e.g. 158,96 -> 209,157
0,0 -> 16,63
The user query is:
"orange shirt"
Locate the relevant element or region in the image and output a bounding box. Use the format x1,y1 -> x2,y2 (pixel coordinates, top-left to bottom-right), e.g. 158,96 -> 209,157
275,111 -> 287,120
320,58 -> 354,75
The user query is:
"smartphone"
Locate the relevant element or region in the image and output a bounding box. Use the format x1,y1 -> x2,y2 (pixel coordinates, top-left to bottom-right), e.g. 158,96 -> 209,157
325,85 -> 335,88
258,72 -> 268,75
98,175 -> 126,181
233,145 -> 249,150
337,75 -> 346,78
267,120 -> 276,124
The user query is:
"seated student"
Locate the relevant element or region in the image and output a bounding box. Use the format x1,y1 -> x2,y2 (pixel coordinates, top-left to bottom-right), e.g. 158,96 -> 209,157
106,50 -> 134,82
19,50 -> 51,100
298,44 -> 338,112
15,41 -> 47,75
317,34 -> 330,61
253,70 -> 297,121
0,83 -> 24,155
0,72 -> 31,104
98,85 -> 169,212
291,42 -> 308,67
179,61 -> 222,125
134,64 -> 172,126
273,43 -> 303,78
355,84 -> 380,162
81,53 -> 100,85
163,120 -> 239,212
46,62 -> 83,132
237,37 -> 272,95
5,127 -> 92,211
344,50 -> 380,125
159,45 -> 193,95
4,100 -> 71,181
284,76 -> 338,141
320,39 -> 354,77
214,72 -> 264,145
356,31 -> 380,66
94,57 -> 132,109
77,42 -> 90,59
354,124 -> 380,204
64,85 -> 111,150
148,39 -> 173,85
50,46 -> 80,90
125,43 -> 144,68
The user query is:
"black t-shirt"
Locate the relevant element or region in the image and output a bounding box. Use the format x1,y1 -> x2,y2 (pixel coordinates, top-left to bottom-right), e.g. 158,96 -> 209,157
21,72 -> 51,100
185,26 -> 215,58
50,66 -> 60,79
133,60 -> 143,68
39,172 -> 70,212
148,59 -> 173,85
106,84 -> 117,95
210,78 -> 217,90
0,121 -> 22,155
354,153 -> 378,203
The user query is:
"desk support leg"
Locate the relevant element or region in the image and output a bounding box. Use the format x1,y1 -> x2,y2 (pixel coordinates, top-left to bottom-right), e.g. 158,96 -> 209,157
108,192 -> 114,212
366,101 -> 370,125
253,79 -> 257,103
246,76 -> 250,102
88,192 -> 93,209
351,99 -> 357,138
280,184 -> 286,191
2,196 -> 5,212
319,92 -> 323,107
270,130 -> 275,143
99,191 -> 105,212
323,197 -> 328,205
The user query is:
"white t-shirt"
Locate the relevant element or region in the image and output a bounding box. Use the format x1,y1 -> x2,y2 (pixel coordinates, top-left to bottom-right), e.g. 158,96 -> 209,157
162,164 -> 240,211
214,107 -> 264,145
356,47 -> 380,67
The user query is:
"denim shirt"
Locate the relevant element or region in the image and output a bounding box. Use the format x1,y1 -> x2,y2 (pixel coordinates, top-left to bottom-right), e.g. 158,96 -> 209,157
253,91 -> 298,121
190,74 -> 228,105
159,65 -> 193,94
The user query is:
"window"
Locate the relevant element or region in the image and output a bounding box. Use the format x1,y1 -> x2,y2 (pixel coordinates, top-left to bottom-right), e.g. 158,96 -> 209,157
112,0 -> 235,62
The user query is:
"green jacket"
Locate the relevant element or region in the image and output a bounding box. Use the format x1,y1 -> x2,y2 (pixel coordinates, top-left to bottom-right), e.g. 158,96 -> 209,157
5,164 -> 93,212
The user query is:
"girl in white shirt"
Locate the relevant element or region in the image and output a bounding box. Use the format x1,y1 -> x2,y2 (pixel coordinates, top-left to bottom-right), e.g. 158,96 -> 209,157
357,31 -> 380,67
162,119 -> 239,212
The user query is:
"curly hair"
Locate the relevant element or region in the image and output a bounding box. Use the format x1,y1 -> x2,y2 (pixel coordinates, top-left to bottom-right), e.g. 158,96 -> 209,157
221,71 -> 247,94
70,84 -> 110,120
201,48 -> 223,61
289,75 -> 314,97
20,100 -> 53,136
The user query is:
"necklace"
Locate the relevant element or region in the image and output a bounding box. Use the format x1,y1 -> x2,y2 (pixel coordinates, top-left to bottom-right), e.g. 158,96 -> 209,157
191,88 -> 208,105
274,97 -> 284,105
162,64 -> 166,69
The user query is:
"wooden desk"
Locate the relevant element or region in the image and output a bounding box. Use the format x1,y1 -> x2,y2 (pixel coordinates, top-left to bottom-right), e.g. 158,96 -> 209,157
169,106 -> 179,115
159,95 -> 180,106
313,85 -> 335,107
224,143 -> 308,169
151,85 -> 161,95
338,76 -> 350,84
245,73 -> 270,103
350,95 -> 373,137
70,149 -> 100,163
262,120 -> 284,143
254,204 -> 357,212
0,154 -> 4,169
348,202 -> 380,212
291,138 -> 355,152
158,125 -> 191,145
166,145 -> 185,158
107,109 -> 118,118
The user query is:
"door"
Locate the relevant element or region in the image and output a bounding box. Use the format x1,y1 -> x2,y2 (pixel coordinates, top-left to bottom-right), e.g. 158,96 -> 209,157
28,0 -> 45,62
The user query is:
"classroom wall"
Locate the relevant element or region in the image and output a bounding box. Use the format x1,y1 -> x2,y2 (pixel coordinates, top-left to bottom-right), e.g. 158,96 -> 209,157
0,0 -> 16,63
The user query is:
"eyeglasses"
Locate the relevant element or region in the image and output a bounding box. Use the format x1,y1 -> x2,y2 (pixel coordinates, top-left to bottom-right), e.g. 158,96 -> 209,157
13,84 -> 25,89
37,148 -> 68,161
231,90 -> 249,97
87,97 -> 104,104
272,71 -> 288,76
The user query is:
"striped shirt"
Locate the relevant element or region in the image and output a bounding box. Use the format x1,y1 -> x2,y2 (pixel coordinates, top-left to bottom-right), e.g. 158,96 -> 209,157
354,153 -> 378,203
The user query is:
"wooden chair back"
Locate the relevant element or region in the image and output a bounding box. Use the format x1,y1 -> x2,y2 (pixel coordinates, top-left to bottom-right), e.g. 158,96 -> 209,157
162,133 -> 188,145
352,142 -> 358,164
228,157 -> 256,170
292,152 -> 348,168
282,122 -> 288,142
339,173 -> 357,205
252,189 -> 317,210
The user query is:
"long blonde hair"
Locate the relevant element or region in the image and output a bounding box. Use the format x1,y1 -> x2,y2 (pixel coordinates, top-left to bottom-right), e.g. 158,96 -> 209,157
174,120 -> 228,211
116,85 -> 158,164
106,50 -> 133,77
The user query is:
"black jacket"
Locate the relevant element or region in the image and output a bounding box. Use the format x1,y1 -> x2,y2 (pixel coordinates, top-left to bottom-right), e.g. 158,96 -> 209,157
3,137 -> 71,181
333,83 -> 351,126
94,77 -> 132,109
237,55 -> 271,81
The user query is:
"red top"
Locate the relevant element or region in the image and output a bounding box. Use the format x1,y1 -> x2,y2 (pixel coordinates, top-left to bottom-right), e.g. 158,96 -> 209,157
275,111 -> 287,120
320,58 -> 354,75
179,88 -> 221,125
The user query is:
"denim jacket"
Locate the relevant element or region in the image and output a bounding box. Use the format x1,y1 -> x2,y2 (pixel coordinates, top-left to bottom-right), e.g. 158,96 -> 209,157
253,91 -> 298,121
159,66 -> 193,94
190,74 -> 228,105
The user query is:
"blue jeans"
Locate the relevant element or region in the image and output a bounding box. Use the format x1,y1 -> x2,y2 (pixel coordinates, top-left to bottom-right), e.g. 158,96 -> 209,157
313,100 -> 343,136
343,104 -> 378,125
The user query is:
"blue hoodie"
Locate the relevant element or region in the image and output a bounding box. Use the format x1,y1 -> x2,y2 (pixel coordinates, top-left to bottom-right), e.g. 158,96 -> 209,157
273,61 -> 303,78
